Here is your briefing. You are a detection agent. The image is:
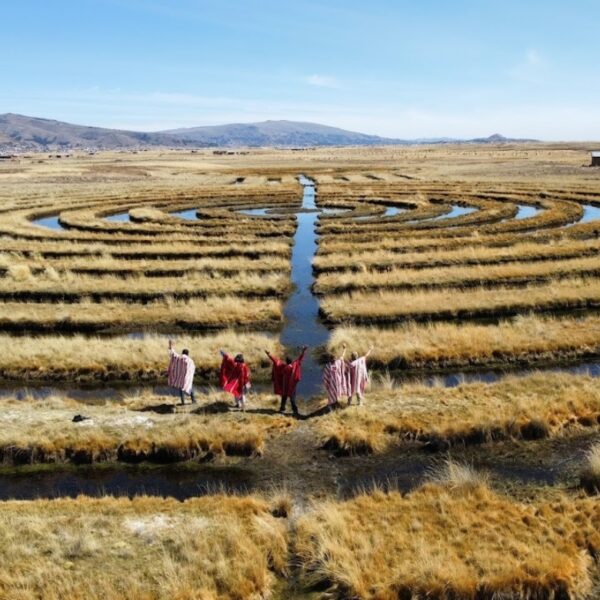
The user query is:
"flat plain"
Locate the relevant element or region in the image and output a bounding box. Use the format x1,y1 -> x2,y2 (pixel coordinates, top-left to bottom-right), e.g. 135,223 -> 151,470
0,144 -> 599,599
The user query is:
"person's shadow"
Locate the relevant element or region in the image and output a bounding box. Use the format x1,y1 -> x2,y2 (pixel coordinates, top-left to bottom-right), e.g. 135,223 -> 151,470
135,398 -> 336,419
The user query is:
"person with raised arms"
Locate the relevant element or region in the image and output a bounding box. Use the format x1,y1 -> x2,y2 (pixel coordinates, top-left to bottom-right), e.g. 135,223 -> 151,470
265,345 -> 308,416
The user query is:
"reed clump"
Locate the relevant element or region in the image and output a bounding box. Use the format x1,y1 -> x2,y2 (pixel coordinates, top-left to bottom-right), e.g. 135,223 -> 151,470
579,443 -> 600,494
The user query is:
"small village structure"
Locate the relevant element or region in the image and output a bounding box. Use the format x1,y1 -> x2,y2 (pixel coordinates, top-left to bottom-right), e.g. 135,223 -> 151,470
592,151 -> 600,166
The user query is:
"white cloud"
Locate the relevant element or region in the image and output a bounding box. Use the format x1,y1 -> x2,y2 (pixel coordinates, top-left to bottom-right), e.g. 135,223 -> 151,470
305,74 -> 339,88
509,49 -> 548,83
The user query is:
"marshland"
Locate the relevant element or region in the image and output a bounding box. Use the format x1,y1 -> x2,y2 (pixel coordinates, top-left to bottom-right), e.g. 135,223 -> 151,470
0,145 -> 599,599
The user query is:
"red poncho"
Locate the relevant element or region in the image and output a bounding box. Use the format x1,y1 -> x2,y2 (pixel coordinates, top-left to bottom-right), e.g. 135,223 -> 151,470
269,349 -> 305,397
219,353 -> 251,397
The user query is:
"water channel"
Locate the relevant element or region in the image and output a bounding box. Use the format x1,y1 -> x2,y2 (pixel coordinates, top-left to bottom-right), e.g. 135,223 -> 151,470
104,212 -> 131,223
514,204 -> 541,219
281,176 -> 330,397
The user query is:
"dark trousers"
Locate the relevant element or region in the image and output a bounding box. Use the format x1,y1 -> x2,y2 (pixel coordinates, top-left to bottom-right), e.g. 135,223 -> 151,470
279,393 -> 298,414
180,388 -> 196,404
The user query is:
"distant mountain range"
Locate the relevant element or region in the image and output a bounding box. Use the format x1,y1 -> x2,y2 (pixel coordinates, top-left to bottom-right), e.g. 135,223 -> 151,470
0,113 -> 538,152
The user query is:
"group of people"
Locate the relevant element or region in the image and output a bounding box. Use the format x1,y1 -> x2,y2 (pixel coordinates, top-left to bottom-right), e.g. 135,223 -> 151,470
167,339 -> 373,415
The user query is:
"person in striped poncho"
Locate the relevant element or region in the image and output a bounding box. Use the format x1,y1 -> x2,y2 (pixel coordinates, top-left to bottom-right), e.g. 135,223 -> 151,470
322,343 -> 349,411
347,345 -> 374,406
167,339 -> 197,405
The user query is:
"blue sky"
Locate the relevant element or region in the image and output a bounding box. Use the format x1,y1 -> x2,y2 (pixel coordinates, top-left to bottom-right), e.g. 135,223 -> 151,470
1,0 -> 599,139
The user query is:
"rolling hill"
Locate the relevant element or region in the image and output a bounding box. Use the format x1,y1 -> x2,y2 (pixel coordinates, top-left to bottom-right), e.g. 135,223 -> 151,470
0,113 -> 536,152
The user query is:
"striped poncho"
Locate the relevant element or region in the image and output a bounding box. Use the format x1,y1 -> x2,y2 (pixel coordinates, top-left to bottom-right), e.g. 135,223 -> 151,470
167,350 -> 195,395
348,356 -> 369,395
323,358 -> 348,405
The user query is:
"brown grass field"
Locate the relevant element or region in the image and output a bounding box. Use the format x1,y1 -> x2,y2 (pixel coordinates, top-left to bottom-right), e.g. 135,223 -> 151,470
1,145 -> 600,598
296,478 -> 599,599
0,476 -> 597,599
0,392 -> 294,465
328,313 -> 600,370
0,494 -> 289,600
317,372 -> 600,455
0,331 -> 281,382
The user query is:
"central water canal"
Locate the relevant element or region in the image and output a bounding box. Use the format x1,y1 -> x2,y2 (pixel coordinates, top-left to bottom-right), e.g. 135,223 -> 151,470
280,176 -> 329,398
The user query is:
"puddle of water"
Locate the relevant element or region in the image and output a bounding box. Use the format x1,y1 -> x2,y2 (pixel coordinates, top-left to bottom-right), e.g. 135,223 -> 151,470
566,204 -> 600,227
0,466 -> 253,500
238,208 -> 271,217
514,204 -> 541,220
428,205 -> 478,221
580,204 -> 600,223
354,206 -> 406,221
171,209 -> 198,220
32,216 -> 64,230
105,212 -> 130,223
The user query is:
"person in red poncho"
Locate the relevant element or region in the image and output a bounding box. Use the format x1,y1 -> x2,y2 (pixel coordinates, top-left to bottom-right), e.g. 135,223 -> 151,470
219,350 -> 251,410
265,346 -> 307,416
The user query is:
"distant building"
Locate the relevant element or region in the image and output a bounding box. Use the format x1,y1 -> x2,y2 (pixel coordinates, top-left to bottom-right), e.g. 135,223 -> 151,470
592,151 -> 600,167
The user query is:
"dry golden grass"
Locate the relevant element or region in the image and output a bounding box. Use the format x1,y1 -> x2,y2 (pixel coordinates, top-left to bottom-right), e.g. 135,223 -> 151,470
328,313 -> 600,369
0,331 -> 280,382
0,269 -> 290,299
315,236 -> 600,268
0,237 -> 291,259
296,480 -> 598,599
317,373 -> 600,455
0,253 -> 290,276
320,277 -> 600,323
0,494 -> 289,600
0,392 -> 295,465
315,255 -> 600,294
580,443 -> 600,494
0,296 -> 283,332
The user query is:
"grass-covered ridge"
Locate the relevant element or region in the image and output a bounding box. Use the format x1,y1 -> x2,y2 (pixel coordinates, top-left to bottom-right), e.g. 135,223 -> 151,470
316,372 -> 600,455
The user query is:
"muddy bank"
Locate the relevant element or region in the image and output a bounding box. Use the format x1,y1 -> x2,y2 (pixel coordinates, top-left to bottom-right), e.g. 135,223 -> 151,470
0,429 -> 596,502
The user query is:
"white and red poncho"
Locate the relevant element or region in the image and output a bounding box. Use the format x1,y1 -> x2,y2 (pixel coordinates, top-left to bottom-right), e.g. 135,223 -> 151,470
167,349 -> 195,395
323,358 -> 348,405
348,356 -> 369,396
